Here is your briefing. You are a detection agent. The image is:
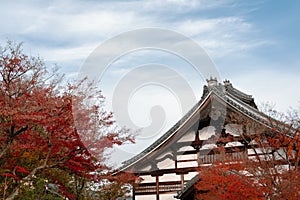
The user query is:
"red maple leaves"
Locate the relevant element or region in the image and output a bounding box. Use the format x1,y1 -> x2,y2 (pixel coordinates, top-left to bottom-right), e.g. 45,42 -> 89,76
0,41 -> 134,199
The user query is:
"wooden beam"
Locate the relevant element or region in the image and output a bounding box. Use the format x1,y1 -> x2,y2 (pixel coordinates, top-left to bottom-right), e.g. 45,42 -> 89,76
141,167 -> 199,176
156,176 -> 159,200
177,146 -> 247,156
177,159 -> 198,163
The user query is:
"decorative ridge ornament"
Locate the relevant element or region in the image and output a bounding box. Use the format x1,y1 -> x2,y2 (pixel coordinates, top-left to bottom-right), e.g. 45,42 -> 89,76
206,77 -> 218,87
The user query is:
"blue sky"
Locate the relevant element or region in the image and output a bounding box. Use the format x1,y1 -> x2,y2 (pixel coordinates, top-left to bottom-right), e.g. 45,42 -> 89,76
1,0 -> 299,164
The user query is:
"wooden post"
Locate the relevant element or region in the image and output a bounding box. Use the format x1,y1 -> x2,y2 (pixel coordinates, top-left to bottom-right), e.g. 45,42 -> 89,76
156,176 -> 159,200
132,185 -> 135,200
197,150 -> 201,166
173,149 -> 178,169
181,174 -> 185,190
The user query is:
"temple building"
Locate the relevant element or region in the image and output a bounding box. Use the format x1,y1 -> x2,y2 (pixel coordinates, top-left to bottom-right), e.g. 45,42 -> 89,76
116,78 -> 284,200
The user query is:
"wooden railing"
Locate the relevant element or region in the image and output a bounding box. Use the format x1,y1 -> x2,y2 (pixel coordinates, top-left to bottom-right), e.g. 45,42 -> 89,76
200,151 -> 247,164
135,181 -> 183,195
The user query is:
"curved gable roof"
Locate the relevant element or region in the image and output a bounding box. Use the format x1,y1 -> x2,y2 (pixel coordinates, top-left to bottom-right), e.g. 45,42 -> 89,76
116,79 -> 270,173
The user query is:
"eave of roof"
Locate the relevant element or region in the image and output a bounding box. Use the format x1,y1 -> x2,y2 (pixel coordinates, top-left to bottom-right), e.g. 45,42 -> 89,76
117,89 -> 213,172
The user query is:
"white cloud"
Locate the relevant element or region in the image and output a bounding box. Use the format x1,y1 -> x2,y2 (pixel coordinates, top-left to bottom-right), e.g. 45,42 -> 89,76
143,0 -> 235,13
177,17 -> 251,36
1,1 -> 297,124
0,0 -> 265,68
232,69 -> 300,113
175,17 -> 271,59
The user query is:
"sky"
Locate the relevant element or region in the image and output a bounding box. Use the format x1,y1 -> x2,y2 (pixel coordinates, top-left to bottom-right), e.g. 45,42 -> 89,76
1,0 -> 299,165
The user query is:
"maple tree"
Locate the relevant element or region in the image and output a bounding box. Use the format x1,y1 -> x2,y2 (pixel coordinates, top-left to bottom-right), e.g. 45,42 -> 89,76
195,107 -> 300,200
0,41 -> 135,199
195,162 -> 264,200
239,107 -> 300,200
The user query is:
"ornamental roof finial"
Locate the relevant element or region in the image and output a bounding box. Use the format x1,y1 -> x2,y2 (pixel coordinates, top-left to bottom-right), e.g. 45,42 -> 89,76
206,77 -> 218,87
223,79 -> 232,86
